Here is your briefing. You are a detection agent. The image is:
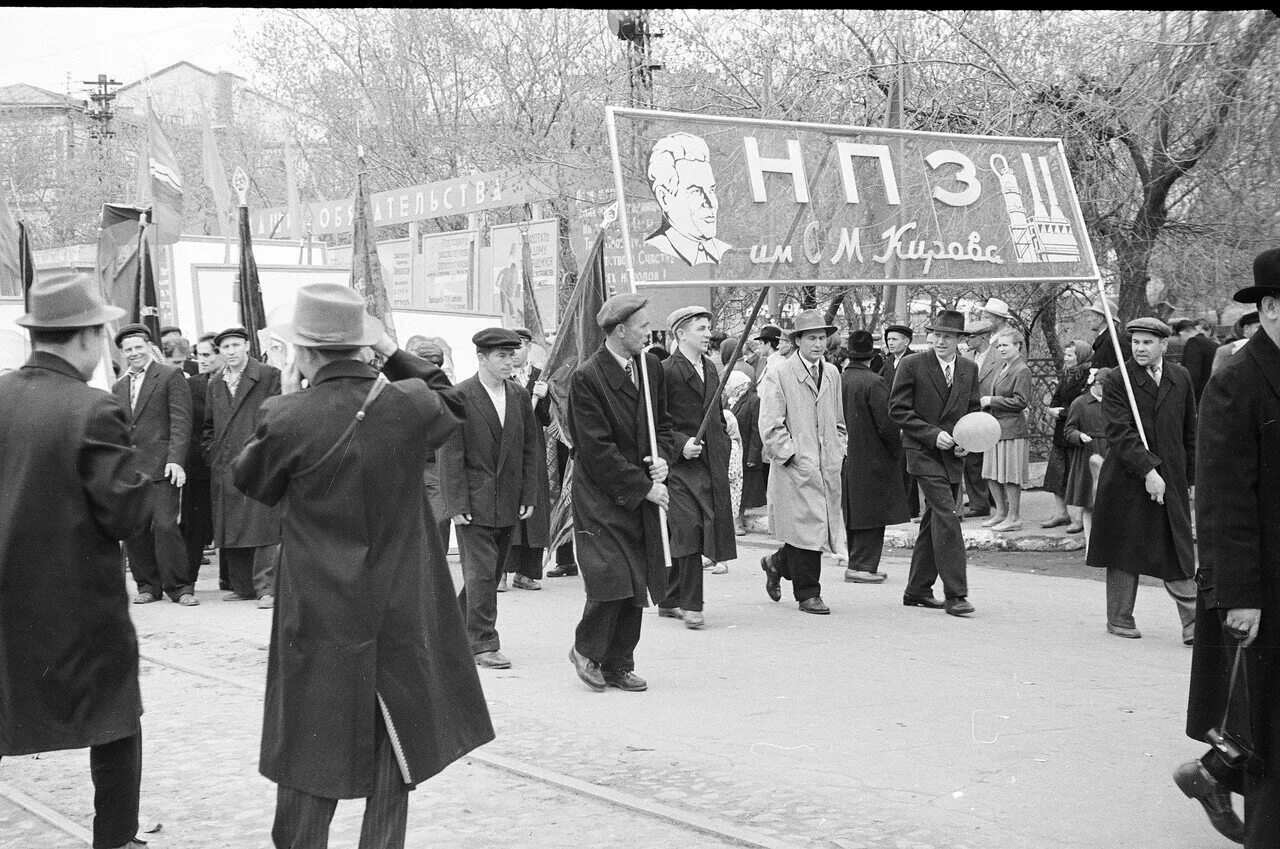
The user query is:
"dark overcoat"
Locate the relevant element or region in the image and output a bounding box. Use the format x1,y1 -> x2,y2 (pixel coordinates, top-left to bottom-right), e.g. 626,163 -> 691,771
509,366 -> 550,548
203,358 -> 282,547
233,357 -> 493,799
1048,366 -> 1090,448
1186,329 -> 1280,780
1090,327 -> 1130,371
1180,333 -> 1218,402
888,352 -> 981,484
732,388 -> 766,510
841,361 -> 908,530
438,375 -> 540,529
185,371 -> 212,482
110,359 -> 192,479
662,350 -> 736,562
0,352 -> 150,756
1086,359 -> 1196,581
567,348 -> 675,605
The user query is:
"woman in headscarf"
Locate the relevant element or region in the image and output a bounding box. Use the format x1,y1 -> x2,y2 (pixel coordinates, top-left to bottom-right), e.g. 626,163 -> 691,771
1041,339 -> 1093,533
727,368 -> 763,536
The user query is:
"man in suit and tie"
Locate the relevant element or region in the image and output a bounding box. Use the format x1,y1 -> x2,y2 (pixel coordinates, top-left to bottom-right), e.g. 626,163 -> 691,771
880,323 -> 918,519
180,332 -> 220,589
500,327 -> 552,592
890,309 -> 981,617
961,319 -> 999,518
440,328 -> 541,670
112,323 -> 195,606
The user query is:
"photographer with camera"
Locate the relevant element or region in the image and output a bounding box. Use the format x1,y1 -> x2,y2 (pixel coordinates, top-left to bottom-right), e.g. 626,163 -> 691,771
1179,249 -> 1280,847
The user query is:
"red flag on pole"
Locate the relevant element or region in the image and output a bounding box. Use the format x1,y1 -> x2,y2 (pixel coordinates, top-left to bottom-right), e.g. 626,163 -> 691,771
200,101 -> 232,237
141,100 -> 184,245
349,157 -> 396,342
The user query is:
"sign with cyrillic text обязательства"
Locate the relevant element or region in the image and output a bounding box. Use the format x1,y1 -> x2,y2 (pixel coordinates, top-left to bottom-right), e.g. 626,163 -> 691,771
248,167 -> 556,238
605,107 -> 1100,289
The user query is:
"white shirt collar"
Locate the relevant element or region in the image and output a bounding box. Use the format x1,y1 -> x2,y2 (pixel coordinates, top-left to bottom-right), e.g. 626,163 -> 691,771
608,346 -> 634,373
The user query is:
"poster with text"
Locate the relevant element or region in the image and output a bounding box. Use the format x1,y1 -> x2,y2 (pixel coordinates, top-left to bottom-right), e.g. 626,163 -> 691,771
419,230 -> 474,312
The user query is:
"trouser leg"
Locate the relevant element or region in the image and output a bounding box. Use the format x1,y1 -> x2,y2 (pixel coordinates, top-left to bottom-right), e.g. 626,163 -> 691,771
1105,568 -> 1139,629
663,553 -> 704,611
785,544 -> 822,601
963,450 -> 989,513
89,727 -> 141,849
847,527 -> 886,573
555,539 -> 575,566
180,479 -> 211,586
124,490 -> 162,597
1200,748 -> 1246,796
272,783 -> 338,849
1165,578 -> 1198,639
152,482 -> 191,599
224,547 -> 255,597
504,543 -> 543,580
1244,771 -> 1280,849
253,543 -> 280,598
913,476 -> 967,598
900,451 -> 920,518
455,524 -> 511,654
357,711 -> 410,849
601,600 -> 643,674
575,598 -> 627,666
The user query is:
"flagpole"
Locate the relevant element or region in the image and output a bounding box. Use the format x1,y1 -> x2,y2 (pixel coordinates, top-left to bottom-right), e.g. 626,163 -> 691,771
1095,280 -> 1149,450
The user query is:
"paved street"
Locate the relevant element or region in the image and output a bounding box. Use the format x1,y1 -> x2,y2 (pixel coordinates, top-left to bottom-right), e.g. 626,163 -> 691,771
0,534 -> 1224,849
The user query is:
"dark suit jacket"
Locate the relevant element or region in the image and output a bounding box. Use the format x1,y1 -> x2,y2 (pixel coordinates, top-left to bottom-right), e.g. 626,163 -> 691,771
185,371 -> 212,481
438,374 -> 540,528
888,351 -> 981,483
510,365 -> 551,548
1180,333 -> 1218,402
111,358 -> 193,481
204,358 -> 282,547
879,351 -> 906,394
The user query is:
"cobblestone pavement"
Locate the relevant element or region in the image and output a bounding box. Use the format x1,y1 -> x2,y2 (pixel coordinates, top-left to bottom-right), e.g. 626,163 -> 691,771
0,544 -> 1220,848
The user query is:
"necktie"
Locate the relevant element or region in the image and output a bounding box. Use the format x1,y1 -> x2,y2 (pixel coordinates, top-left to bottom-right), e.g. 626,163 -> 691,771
812,362 -> 822,390
1148,363 -> 1161,385
624,360 -> 637,388
129,369 -> 144,410
944,361 -> 953,387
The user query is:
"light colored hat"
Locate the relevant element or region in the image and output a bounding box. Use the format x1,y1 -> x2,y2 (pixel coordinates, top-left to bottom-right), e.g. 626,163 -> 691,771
787,310 -> 836,340
272,283 -> 383,348
16,271 -> 125,329
964,319 -> 994,336
668,305 -> 712,333
980,298 -> 1013,321
1087,299 -> 1118,317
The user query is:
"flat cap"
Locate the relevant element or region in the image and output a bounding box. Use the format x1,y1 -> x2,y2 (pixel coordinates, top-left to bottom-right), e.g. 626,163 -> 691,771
668,305 -> 712,333
511,326 -> 533,342
596,293 -> 648,332
214,326 -> 251,346
159,325 -> 183,337
113,322 -> 153,347
1125,316 -> 1172,339
472,327 -> 523,350
883,324 -> 913,339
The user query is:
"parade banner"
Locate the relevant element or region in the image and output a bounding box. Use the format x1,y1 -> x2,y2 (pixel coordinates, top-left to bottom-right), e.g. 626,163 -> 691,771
606,107 -> 1099,288
420,230 -> 475,312
489,220 -> 560,329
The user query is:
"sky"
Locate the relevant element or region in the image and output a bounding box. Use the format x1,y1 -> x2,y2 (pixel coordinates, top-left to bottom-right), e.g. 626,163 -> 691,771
0,7 -> 255,95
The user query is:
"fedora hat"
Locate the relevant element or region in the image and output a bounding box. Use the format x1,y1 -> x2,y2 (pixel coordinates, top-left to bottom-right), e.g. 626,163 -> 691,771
925,310 -> 967,335
846,329 -> 875,359
1087,299 -> 1118,317
754,324 -> 783,343
272,283 -> 383,348
964,318 -> 994,337
787,310 -> 836,340
979,297 -> 1013,321
1233,247 -> 1280,304
16,271 -> 125,329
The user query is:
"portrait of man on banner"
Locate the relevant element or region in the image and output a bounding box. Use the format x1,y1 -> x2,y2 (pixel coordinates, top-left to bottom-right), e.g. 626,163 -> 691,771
644,132 -> 732,267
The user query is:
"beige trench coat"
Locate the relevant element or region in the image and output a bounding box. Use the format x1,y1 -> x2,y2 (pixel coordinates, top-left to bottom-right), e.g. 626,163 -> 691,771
758,354 -> 847,555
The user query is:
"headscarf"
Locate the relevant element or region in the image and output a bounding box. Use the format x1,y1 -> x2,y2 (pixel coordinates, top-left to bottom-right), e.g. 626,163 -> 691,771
1069,339 -> 1092,368
724,368 -> 751,406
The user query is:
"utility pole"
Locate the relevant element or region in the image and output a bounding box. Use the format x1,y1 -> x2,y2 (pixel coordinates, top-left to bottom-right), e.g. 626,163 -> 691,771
83,74 -> 122,143
609,9 -> 663,170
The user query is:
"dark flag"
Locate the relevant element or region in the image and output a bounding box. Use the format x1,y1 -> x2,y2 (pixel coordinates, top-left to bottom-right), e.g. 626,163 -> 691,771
135,220 -> 161,343
236,202 -> 267,360
17,221 -> 34,311
520,228 -> 550,361
350,158 -> 396,342
96,203 -> 148,323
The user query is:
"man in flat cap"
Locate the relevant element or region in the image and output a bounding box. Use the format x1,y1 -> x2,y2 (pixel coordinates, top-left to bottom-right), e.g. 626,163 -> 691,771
232,283 -> 493,849
500,327 -> 552,592
1087,316 -> 1198,642
0,272 -> 152,849
658,305 -> 736,629
567,293 -> 675,691
1179,247 -> 1280,846
439,327 -> 542,669
160,325 -> 198,376
111,322 -> 195,605
203,326 -> 282,608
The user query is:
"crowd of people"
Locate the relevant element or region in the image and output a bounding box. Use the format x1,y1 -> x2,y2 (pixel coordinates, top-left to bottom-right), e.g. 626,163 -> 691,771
0,247 -> 1276,847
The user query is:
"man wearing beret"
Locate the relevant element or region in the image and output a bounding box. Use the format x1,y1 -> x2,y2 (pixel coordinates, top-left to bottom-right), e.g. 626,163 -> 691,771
112,323 -> 195,605
439,327 -> 542,669
0,272 -> 152,849
567,293 -> 675,691
1176,248 -> 1280,847
1087,316 -> 1198,642
203,326 -> 282,608
658,306 -> 736,629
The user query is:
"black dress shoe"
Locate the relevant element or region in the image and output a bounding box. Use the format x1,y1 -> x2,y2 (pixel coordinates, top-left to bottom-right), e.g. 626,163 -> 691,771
546,564 -> 578,577
569,647 -> 605,691
903,593 -> 945,609
944,597 -> 975,616
603,670 -> 648,691
760,556 -> 781,602
962,508 -> 990,519
1173,760 -> 1245,843
798,597 -> 830,615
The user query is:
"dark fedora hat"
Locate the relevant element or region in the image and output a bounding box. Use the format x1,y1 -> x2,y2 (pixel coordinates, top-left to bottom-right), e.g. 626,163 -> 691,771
1233,247 -> 1280,304
846,329 -> 875,359
925,310 -> 966,335
113,322 -> 153,348
755,323 -> 783,343
16,271 -> 125,329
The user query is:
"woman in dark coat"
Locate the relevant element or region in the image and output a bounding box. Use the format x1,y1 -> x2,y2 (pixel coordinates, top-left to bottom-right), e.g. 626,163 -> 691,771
730,370 -> 766,518
1063,368 -> 1111,546
840,331 -> 908,582
1042,339 -> 1092,531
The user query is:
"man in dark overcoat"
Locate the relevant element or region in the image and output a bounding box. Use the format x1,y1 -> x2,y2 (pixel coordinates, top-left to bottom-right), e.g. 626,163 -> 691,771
842,330 -> 908,583
567,293 -> 675,692
1173,318 -> 1218,403
1178,250 -> 1280,847
1086,299 -> 1130,371
501,327 -> 552,591
203,325 -> 281,608
658,306 -> 736,630
180,332 -> 219,587
880,323 -> 919,519
0,272 -> 151,849
1086,317 -> 1197,642
111,322 -> 194,605
889,310 -> 981,617
439,327 -> 541,669
232,284 -> 493,849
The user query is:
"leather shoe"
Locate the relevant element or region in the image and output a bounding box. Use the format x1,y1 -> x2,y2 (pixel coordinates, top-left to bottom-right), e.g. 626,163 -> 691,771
1065,522 -> 1084,534
903,593 -> 945,609
944,597 -> 975,616
760,556 -> 781,602
603,670 -> 648,691
177,594 -> 200,607
1173,760 -> 1245,843
222,591 -> 254,602
475,650 -> 511,669
1040,516 -> 1070,529
257,594 -> 275,609
683,611 -> 705,629
132,593 -> 159,604
546,564 -> 578,577
512,575 -> 541,590
963,508 -> 991,519
569,647 -> 605,691
845,568 -> 887,584
657,606 -> 684,619
1107,623 -> 1142,639
798,597 -> 830,615
496,573 -> 508,592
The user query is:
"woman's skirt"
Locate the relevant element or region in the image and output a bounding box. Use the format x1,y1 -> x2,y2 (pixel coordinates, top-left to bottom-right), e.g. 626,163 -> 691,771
982,437 -> 1028,486
1065,440 -> 1109,507
1042,445 -> 1068,496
